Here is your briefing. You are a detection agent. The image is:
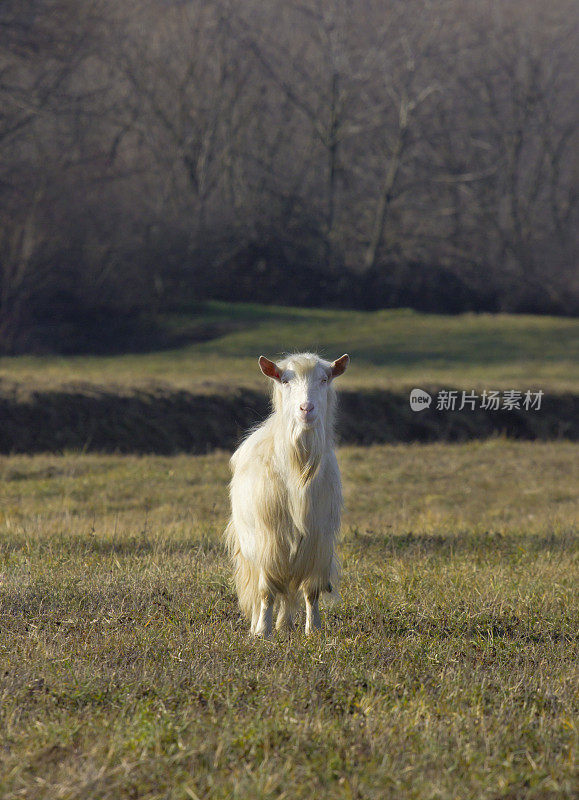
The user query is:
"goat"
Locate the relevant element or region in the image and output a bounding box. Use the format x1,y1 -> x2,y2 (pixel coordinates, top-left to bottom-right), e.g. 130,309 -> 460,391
225,351 -> 349,637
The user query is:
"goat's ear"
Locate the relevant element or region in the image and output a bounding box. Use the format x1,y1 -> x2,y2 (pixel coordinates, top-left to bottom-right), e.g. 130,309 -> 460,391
259,355 -> 282,382
331,354 -> 350,378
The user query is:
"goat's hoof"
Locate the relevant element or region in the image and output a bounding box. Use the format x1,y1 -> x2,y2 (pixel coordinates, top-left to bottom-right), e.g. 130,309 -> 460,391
305,624 -> 322,636
253,627 -> 272,639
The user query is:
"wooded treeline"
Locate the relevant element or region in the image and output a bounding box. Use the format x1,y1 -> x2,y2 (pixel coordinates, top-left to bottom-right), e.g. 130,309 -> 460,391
1,0 -> 577,353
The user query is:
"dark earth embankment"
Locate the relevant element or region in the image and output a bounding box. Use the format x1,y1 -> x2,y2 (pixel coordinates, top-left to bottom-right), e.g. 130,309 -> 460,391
0,386 -> 577,454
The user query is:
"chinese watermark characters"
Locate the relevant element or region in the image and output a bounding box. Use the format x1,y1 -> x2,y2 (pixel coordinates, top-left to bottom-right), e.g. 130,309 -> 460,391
410,389 -> 543,412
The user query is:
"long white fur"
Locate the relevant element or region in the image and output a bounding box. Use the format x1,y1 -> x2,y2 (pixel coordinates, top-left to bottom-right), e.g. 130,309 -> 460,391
225,352 -> 348,637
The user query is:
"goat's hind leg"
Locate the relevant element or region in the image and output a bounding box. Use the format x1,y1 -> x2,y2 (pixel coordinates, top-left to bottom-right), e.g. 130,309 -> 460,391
304,587 -> 321,635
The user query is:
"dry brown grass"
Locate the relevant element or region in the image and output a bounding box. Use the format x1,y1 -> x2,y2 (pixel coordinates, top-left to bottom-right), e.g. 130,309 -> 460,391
0,440 -> 577,799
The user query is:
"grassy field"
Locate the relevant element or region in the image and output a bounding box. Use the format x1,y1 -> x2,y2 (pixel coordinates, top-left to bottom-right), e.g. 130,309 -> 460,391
1,303 -> 578,394
1,304 -> 577,796
1,440 -> 577,799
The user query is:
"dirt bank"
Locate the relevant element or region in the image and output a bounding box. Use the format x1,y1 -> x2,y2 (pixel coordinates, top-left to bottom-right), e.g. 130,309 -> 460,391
0,385 -> 576,454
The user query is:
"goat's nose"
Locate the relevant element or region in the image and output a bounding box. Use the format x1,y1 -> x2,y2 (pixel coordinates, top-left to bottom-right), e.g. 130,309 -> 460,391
300,402 -> 314,413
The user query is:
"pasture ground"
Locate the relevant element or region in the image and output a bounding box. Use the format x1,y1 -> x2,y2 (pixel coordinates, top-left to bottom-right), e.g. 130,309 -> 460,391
0,440 -> 577,799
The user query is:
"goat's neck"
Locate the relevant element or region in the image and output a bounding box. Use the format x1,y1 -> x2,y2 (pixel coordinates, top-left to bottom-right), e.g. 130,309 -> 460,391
274,417 -> 329,488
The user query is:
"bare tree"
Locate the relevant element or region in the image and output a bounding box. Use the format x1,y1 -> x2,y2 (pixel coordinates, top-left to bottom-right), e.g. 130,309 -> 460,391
447,0 -> 578,308
1,0 -> 577,351
361,13 -> 443,271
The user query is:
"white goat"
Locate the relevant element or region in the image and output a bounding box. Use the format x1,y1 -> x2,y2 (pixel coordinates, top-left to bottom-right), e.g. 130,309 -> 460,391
225,351 -> 349,637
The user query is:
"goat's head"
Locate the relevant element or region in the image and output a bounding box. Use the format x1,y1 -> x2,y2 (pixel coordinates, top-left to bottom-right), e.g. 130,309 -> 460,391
259,352 -> 349,430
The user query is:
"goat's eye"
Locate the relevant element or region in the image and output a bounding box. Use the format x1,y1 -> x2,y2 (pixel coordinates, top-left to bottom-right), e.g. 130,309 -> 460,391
321,377 -> 328,384
281,378 -> 289,385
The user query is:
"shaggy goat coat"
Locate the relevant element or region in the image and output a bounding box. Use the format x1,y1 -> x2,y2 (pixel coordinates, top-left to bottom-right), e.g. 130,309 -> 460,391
225,352 -> 348,636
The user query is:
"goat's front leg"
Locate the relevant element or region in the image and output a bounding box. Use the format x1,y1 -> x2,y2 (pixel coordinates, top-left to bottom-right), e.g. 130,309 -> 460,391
304,588 -> 321,635
254,575 -> 274,637
250,604 -> 260,635
276,596 -> 295,631
254,594 -> 274,637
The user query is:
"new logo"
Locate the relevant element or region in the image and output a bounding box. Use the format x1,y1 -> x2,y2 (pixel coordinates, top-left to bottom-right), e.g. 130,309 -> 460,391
410,388 -> 432,411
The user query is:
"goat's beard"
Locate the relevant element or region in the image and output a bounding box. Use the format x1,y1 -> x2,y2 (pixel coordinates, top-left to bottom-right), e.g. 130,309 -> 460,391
289,419 -> 325,487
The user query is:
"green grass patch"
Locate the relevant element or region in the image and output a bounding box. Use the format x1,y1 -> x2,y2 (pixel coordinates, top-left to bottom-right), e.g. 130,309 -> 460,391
1,302 -> 578,393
